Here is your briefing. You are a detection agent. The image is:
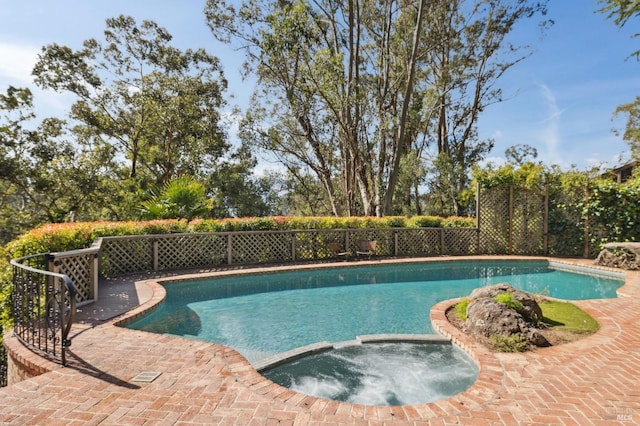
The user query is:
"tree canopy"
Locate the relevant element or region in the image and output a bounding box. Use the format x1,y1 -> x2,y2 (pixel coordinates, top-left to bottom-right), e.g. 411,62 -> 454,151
33,15 -> 229,185
0,15 -> 279,243
598,0 -> 640,59
205,0 -> 550,217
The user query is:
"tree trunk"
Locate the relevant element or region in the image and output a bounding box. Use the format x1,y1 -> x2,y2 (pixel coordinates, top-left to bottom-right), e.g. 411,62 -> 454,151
382,0 -> 427,215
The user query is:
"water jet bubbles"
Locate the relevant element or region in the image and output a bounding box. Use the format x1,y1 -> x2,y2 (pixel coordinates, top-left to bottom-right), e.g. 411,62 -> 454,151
262,343 -> 479,406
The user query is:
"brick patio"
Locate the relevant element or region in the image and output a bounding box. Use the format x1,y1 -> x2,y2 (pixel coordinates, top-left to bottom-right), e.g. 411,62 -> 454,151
1,257 -> 639,425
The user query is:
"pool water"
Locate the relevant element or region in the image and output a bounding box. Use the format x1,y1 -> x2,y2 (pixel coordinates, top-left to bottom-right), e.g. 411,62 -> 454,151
127,260 -> 623,363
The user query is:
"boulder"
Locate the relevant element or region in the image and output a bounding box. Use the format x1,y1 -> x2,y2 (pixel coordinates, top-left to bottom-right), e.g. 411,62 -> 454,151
595,242 -> 640,270
469,283 -> 543,322
466,298 -> 525,337
464,283 -> 549,349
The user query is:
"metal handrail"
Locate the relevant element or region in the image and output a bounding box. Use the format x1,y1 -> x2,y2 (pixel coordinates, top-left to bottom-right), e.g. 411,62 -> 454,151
10,254 -> 77,366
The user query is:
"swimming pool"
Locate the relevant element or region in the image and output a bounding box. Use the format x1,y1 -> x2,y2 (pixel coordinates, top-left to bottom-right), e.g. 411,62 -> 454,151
125,259 -> 623,405
127,260 -> 623,362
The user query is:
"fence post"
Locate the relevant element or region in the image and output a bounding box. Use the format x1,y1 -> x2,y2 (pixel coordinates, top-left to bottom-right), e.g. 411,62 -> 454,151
394,231 -> 398,257
544,185 -> 549,255
345,230 -> 350,253
152,239 -> 159,272
91,252 -> 99,301
508,185 -> 514,255
476,182 -> 481,252
227,234 -> 233,264
583,189 -> 590,259
291,233 -> 296,261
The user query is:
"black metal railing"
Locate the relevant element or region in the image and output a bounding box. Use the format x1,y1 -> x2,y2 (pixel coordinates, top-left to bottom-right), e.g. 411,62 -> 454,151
10,254 -> 76,366
0,330 -> 6,387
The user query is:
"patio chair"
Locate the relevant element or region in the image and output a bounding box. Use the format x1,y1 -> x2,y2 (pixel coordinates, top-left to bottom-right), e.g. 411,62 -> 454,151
328,242 -> 350,260
356,240 -> 377,259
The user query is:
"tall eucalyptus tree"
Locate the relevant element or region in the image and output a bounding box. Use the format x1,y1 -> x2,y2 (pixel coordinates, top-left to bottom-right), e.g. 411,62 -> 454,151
205,0 -> 549,216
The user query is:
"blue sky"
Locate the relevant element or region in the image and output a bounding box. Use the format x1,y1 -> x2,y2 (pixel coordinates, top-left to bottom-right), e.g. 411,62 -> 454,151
0,0 -> 638,171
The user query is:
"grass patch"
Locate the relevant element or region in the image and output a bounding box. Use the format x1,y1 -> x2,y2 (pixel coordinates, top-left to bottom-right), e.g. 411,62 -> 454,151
453,298 -> 470,320
540,300 -> 599,334
493,292 -> 524,312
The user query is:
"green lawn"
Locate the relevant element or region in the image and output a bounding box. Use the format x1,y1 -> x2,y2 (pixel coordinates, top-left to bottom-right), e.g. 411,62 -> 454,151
540,300 -> 600,334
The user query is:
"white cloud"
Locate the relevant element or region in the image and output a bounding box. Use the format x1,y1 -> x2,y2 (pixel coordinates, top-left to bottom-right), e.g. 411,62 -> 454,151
536,82 -> 563,162
0,41 -> 39,84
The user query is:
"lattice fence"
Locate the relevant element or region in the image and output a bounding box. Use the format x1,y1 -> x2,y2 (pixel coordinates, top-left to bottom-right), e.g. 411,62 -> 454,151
95,227 -> 489,277
443,228 -> 479,255
396,228 -> 442,256
156,233 -> 227,270
294,230 -> 345,260
100,237 -> 154,276
478,186 -> 510,254
478,186 -> 546,255
230,232 -> 293,264
50,249 -> 98,304
511,188 -> 546,255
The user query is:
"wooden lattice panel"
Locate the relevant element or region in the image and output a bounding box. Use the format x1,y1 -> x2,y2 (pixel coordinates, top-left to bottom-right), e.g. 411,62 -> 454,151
396,228 -> 441,256
100,238 -> 153,276
479,186 -> 511,254
511,188 -> 545,255
479,185 -> 547,255
157,234 -> 227,270
53,252 -> 95,303
346,229 -> 394,256
442,228 -> 478,255
294,231 -> 338,260
230,232 -> 293,264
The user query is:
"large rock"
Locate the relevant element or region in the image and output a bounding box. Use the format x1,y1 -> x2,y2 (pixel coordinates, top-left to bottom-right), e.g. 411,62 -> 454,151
469,283 -> 543,322
595,242 -> 640,270
464,283 -> 549,349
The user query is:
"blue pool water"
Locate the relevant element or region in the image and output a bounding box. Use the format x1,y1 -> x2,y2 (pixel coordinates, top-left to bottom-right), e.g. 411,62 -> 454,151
126,260 -> 623,363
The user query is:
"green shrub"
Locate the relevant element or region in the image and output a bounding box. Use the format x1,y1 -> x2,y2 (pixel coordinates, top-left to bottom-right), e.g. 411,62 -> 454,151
442,216 -> 476,228
406,216 -> 443,228
493,292 -> 524,312
489,334 -> 527,352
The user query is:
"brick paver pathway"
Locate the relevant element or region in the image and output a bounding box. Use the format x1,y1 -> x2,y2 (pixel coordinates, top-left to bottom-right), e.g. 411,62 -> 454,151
1,257 -> 638,425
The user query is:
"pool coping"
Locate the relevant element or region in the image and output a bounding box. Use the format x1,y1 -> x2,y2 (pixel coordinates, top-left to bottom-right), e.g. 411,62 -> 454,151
2,255 -> 639,424
253,334 -> 452,372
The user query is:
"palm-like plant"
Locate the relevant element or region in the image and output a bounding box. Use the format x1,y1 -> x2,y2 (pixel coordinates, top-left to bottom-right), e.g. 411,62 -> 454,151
140,176 -> 213,220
